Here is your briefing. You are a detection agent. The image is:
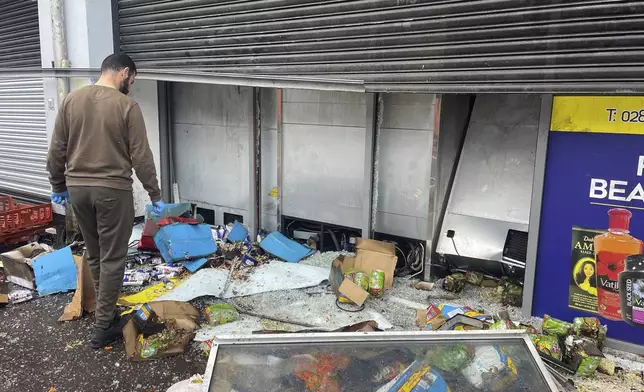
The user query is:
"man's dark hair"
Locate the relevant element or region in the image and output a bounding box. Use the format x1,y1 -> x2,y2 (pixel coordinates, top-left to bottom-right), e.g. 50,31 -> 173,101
101,53 -> 137,74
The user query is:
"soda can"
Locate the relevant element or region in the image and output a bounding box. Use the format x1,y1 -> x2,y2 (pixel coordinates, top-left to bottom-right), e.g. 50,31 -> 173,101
369,270 -> 385,297
353,271 -> 369,291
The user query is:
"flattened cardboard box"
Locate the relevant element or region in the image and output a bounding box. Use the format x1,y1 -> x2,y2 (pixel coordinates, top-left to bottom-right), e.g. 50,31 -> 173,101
330,256 -> 369,306
123,301 -> 199,361
59,255 -> 97,322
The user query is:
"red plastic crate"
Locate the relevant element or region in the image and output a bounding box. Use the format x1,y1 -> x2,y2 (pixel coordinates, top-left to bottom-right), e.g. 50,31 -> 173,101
0,196 -> 53,243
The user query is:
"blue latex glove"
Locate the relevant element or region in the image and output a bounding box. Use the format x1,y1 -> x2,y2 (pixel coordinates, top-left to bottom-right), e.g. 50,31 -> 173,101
151,200 -> 166,217
51,191 -> 71,205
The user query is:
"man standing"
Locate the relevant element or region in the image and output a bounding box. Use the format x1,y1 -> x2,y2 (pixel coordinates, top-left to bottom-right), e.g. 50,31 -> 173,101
47,54 -> 164,349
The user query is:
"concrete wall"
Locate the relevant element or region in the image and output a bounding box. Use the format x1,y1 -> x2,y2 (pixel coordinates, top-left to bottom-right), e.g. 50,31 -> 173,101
171,82 -> 253,225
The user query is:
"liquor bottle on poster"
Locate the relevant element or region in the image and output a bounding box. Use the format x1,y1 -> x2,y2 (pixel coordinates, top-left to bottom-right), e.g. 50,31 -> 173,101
594,209 -> 643,321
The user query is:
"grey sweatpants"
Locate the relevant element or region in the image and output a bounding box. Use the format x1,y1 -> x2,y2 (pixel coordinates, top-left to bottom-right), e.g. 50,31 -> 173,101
68,186 -> 134,329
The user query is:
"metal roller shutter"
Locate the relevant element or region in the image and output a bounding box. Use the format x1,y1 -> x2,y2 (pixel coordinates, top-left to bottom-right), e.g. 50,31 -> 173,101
0,0 -> 48,200
118,0 -> 644,93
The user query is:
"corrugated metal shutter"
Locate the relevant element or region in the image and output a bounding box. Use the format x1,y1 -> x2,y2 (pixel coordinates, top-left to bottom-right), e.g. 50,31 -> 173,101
118,0 -> 644,93
0,0 -> 48,200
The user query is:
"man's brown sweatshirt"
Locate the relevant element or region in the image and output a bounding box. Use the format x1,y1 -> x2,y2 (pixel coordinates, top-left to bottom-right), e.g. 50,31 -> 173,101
46,85 -> 161,201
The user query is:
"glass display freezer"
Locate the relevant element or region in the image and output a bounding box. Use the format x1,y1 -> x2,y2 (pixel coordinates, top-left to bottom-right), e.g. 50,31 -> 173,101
204,330 -> 558,392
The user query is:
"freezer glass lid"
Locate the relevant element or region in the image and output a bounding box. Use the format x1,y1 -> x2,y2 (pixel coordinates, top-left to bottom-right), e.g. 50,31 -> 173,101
206,331 -> 556,392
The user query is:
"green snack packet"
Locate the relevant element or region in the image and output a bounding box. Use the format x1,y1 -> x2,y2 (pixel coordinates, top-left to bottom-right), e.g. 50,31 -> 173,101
597,325 -> 607,350
501,283 -> 523,307
531,334 -> 563,360
204,303 -> 239,326
519,324 -> 538,335
542,314 -> 572,337
443,273 -> 466,293
572,317 -> 601,340
465,271 -> 484,286
424,344 -> 474,372
488,320 -> 514,330
564,336 -> 604,377
576,356 -> 603,377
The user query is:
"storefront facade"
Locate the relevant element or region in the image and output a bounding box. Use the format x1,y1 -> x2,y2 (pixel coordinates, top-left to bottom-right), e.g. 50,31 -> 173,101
1,0 -> 642,352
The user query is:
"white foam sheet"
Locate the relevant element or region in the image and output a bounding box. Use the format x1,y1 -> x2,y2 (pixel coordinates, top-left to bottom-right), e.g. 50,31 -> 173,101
265,296 -> 393,332
155,262 -> 330,302
195,316 -> 264,341
194,295 -> 394,342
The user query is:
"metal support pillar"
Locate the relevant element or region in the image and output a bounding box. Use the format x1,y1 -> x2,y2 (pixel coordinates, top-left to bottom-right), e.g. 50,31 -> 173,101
158,81 -> 173,202
362,93 -> 378,238
276,88 -> 283,232
249,87 -> 261,238
522,94 -> 553,317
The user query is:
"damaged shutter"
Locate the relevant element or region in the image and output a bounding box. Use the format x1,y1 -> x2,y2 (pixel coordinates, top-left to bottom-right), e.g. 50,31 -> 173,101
0,0 -> 49,200
117,0 -> 644,93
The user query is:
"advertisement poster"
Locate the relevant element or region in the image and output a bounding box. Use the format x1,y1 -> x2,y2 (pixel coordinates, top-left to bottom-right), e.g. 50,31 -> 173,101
533,96 -> 644,346
568,227 -> 604,314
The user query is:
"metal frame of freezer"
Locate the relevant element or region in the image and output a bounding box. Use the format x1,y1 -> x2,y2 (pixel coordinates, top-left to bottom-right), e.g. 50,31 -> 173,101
203,330 -> 559,391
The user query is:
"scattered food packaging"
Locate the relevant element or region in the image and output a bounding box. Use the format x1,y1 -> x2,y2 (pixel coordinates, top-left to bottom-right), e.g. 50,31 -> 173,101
418,304 -> 491,331
518,323 -> 538,335
123,301 -> 199,361
201,340 -> 214,356
542,315 -> 572,337
412,281 -> 435,291
368,270 -> 385,297
438,314 -> 485,331
292,353 -> 350,392
204,303 -> 239,326
564,335 -> 604,377
488,320 -> 515,331
417,304 -> 447,330
530,334 -> 563,361
501,283 -> 523,307
571,317 -> 602,340
424,344 -> 475,372
461,345 -> 518,391
8,287 -> 33,304
466,271 -> 485,286
378,360 -> 450,392
481,279 -> 499,288
133,303 -> 167,336
123,270 -> 151,286
597,357 -> 616,376
442,273 -> 466,293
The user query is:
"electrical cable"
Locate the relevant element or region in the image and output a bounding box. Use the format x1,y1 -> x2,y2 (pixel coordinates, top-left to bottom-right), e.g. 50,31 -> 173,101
450,237 -> 461,257
394,245 -> 408,269
327,229 -> 341,251
335,299 -> 365,312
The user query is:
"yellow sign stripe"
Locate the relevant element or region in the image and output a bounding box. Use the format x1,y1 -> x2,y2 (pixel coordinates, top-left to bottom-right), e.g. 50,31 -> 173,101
550,96 -> 644,135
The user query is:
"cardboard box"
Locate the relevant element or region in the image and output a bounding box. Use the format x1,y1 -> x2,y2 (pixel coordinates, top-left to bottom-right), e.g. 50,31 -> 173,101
354,238 -> 398,288
0,280 -> 8,306
0,243 -> 46,290
59,254 -> 97,321
123,301 -> 199,361
330,256 -> 369,306
328,238 -> 398,304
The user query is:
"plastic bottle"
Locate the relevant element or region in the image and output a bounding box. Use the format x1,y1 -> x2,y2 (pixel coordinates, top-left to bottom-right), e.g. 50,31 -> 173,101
619,254 -> 644,327
594,209 -> 643,321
